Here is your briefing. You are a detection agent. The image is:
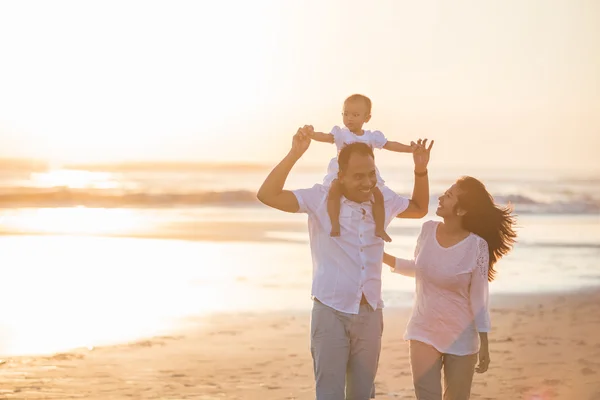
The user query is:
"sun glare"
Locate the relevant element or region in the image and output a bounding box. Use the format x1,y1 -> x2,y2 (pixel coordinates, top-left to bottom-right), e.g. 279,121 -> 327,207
30,169 -> 120,189
2,208 -> 146,236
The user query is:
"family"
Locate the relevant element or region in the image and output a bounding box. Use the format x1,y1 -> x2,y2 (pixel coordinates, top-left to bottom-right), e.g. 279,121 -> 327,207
257,94 -> 517,400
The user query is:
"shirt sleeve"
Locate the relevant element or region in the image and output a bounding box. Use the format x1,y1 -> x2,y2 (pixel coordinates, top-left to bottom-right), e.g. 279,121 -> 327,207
470,237 -> 492,332
369,130 -> 388,149
292,184 -> 326,215
391,220 -> 431,277
380,185 -> 409,220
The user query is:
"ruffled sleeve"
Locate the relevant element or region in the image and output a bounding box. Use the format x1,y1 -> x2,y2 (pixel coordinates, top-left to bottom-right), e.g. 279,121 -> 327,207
368,130 -> 388,149
330,126 -> 347,152
469,237 -> 491,332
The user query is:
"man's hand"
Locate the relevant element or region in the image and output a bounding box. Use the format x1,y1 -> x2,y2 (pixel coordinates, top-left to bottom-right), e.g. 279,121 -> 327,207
476,346 -> 490,373
290,126 -> 312,159
303,125 -> 315,137
413,138 -> 434,172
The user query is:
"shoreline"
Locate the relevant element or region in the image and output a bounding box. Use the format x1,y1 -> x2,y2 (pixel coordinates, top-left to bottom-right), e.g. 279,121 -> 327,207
0,289 -> 599,399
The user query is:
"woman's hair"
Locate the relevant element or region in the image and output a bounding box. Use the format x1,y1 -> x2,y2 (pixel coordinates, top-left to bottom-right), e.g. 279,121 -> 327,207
455,176 -> 517,281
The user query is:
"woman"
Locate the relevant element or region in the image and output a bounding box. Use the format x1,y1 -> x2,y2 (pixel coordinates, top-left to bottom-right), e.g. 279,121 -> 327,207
384,176 -> 517,400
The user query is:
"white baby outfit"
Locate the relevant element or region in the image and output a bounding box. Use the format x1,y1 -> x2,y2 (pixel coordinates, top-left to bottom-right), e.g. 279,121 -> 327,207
322,126 -> 389,187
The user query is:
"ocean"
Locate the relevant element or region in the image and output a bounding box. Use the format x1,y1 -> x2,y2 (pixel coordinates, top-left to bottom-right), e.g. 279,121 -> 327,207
0,163 -> 598,356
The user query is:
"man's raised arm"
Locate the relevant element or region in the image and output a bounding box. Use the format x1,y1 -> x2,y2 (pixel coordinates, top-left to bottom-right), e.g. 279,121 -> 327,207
257,128 -> 311,213
397,138 -> 434,219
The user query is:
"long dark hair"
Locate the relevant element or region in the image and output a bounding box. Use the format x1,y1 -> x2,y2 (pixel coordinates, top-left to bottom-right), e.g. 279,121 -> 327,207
456,176 -> 517,282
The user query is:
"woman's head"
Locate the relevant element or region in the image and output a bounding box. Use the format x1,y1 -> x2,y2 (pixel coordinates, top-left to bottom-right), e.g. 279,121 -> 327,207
437,176 -> 517,281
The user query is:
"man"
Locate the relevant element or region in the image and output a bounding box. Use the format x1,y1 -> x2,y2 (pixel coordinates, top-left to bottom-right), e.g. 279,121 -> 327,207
257,126 -> 433,399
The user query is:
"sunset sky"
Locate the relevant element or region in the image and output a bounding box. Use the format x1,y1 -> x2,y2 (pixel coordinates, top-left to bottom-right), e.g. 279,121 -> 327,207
0,0 -> 598,171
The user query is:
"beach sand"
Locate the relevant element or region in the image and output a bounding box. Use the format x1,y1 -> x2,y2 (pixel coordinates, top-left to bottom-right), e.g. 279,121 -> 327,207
1,290 -> 599,400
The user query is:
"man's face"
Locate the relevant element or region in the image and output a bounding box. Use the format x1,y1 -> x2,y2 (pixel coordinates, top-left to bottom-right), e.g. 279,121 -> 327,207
338,153 -> 377,203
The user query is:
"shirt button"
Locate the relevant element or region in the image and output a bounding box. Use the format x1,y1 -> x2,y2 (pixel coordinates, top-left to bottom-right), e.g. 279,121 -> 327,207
360,248 -> 363,252
362,266 -> 365,270
360,234 -> 363,238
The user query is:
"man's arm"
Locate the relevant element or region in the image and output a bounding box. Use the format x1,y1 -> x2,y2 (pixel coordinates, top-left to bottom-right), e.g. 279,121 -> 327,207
383,140 -> 415,153
397,139 -> 434,219
257,128 -> 311,213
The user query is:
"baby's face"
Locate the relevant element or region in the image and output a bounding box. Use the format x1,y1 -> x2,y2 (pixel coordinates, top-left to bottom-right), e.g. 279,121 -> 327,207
342,101 -> 371,132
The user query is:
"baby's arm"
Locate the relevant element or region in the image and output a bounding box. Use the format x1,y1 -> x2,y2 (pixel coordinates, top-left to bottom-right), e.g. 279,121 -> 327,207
309,131 -> 334,144
383,140 -> 416,153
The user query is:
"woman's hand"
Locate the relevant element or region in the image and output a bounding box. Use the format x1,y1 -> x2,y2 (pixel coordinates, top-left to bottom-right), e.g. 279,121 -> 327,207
383,252 -> 396,268
475,345 -> 490,373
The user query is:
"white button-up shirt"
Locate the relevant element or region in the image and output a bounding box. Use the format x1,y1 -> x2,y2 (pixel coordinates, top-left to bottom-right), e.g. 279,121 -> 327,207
293,184 -> 409,314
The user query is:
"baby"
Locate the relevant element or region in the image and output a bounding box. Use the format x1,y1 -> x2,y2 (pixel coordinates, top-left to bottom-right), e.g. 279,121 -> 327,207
307,94 -> 415,242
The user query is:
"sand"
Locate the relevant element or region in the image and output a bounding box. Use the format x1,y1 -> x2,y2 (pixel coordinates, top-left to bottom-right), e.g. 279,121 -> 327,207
1,290 -> 599,400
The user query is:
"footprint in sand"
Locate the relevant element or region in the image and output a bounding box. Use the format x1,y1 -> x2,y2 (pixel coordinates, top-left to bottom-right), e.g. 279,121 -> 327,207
47,353 -> 85,361
516,385 -> 534,394
490,337 -> 513,343
543,379 -> 562,386
256,360 -> 271,367
581,367 -> 596,376
212,330 -> 240,336
155,335 -> 184,341
131,340 -> 165,348
259,383 -> 281,390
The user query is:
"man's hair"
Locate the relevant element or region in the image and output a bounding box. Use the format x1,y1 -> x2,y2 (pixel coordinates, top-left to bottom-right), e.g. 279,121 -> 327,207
338,142 -> 375,173
344,94 -> 372,115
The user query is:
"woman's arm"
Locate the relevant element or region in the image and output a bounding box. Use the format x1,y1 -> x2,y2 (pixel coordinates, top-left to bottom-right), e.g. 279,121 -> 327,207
384,221 -> 431,278
476,333 -> 490,373
384,252 -> 417,277
471,238 -> 491,373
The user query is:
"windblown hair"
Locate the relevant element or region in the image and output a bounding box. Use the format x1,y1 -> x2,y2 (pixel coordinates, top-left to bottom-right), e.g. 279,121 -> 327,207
455,176 -> 517,282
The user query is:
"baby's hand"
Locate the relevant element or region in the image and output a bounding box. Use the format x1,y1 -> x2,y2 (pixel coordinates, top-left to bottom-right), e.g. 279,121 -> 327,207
299,125 -> 313,139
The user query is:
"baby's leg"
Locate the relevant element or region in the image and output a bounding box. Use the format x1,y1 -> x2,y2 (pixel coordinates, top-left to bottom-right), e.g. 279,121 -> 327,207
372,187 -> 391,242
327,179 -> 343,237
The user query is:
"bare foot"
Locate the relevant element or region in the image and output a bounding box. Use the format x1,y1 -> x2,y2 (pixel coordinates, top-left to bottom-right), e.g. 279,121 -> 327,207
376,229 -> 392,242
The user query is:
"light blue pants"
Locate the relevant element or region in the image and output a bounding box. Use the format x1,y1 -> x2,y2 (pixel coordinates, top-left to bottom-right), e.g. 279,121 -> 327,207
310,299 -> 383,400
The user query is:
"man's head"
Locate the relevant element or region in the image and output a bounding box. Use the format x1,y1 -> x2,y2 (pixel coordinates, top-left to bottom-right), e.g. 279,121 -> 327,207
337,142 -> 377,203
342,94 -> 372,134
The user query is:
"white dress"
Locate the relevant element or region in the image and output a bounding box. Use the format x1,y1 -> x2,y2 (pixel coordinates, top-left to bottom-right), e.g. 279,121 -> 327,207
391,220 -> 491,356
322,125 -> 388,187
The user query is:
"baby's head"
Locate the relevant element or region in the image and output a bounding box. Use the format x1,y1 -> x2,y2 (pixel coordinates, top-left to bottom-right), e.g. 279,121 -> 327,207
342,94 -> 372,133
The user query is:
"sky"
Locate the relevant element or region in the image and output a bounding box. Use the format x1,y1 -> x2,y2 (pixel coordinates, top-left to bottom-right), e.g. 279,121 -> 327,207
0,0 -> 598,172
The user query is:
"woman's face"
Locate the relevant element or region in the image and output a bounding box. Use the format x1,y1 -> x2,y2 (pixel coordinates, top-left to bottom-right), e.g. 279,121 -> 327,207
436,183 -> 462,218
